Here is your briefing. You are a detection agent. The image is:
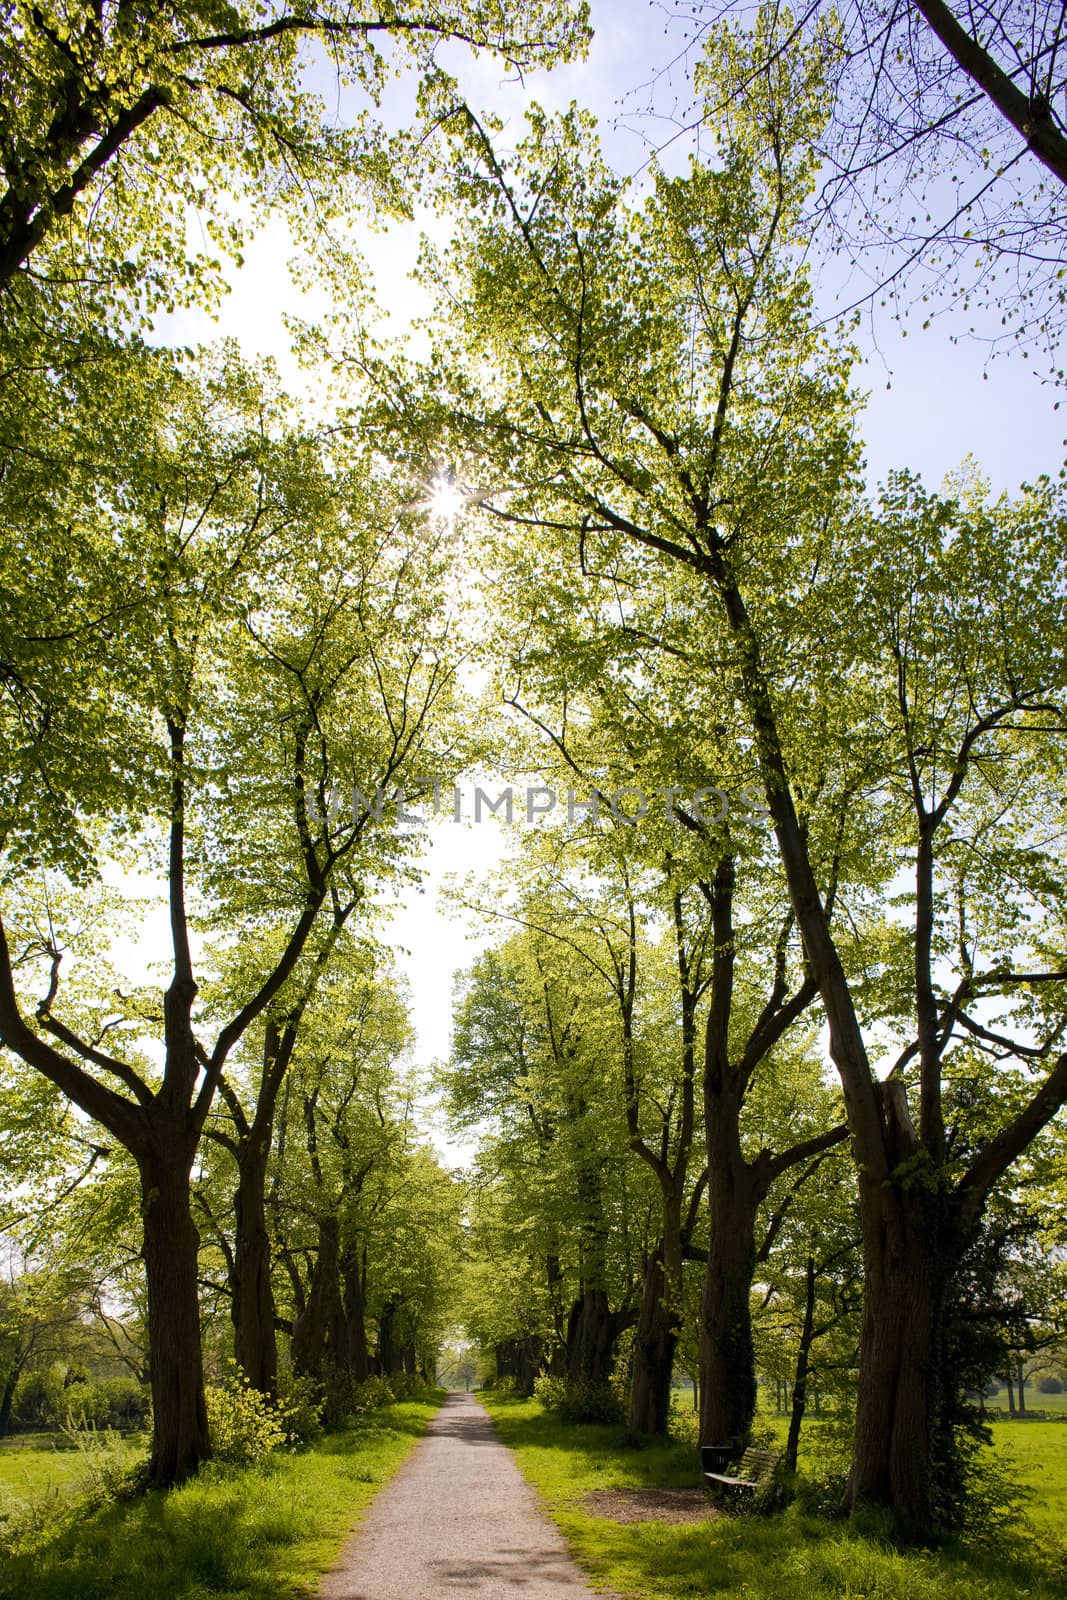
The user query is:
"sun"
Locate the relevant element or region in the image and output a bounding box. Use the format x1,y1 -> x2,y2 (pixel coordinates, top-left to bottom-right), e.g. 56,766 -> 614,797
423,470 -> 468,526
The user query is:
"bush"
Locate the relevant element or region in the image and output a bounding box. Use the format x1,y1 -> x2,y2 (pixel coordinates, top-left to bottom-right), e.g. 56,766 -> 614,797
388,1372 -> 433,1401
533,1373 -> 625,1425
793,1462 -> 850,1518
314,1365 -> 395,1425
11,1366 -> 67,1430
350,1375 -> 395,1412
11,1369 -> 148,1434
1036,1374 -> 1063,1394
532,1373 -> 567,1412
62,1377 -> 148,1432
61,1422 -> 146,1506
204,1374 -> 289,1465
275,1371 -> 324,1443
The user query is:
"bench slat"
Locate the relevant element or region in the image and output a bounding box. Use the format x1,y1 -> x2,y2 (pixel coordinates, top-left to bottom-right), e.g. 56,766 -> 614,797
703,1444 -> 782,1492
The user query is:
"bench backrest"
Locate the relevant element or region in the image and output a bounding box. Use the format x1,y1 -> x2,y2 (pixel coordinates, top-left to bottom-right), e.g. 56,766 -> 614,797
737,1447 -> 780,1477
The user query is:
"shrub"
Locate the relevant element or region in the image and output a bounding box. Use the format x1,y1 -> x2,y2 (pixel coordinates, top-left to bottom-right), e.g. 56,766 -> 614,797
61,1382 -> 112,1430
793,1462 -> 850,1518
350,1375 -> 395,1412
388,1372 -> 433,1400
61,1422 -> 146,1506
314,1365 -> 398,1425
532,1373 -> 625,1425
275,1370 -> 324,1442
11,1364 -> 74,1430
61,1376 -> 149,1433
1037,1374 -> 1063,1394
532,1372 -> 568,1412
204,1374 -> 289,1465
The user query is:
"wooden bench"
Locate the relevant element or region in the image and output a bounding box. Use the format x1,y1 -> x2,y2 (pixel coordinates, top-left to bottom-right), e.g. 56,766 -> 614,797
702,1445 -> 782,1495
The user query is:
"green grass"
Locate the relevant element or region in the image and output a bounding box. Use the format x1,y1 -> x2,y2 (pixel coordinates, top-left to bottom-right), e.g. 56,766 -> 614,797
0,1439 -> 104,1499
988,1420 -> 1067,1536
749,1407 -> 1067,1537
0,1393 -> 443,1600
986,1388 -> 1067,1417
481,1393 -> 1067,1600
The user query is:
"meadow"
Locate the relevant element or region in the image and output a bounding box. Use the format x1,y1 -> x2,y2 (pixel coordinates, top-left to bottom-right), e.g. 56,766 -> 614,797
0,1395 -> 442,1600
2,1389 -> 1065,1599
480,1393 -> 1067,1600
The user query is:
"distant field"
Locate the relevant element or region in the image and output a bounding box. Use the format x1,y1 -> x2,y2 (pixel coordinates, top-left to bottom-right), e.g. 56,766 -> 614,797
985,1389 -> 1067,1418
747,1404 -> 1067,1533
0,1438 -> 97,1501
989,1421 -> 1067,1535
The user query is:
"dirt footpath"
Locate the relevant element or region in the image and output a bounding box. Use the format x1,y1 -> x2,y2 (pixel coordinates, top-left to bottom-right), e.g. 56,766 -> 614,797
317,1390 -> 612,1599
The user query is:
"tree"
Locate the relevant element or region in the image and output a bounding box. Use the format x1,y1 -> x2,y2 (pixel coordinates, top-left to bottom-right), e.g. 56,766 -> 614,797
0,1 -> 587,312
196,912 -> 366,1396
642,1 -> 1067,367
265,976 -> 460,1398
0,347 -> 461,1484
0,1264 -> 89,1436
752,1135 -> 862,1473
415,12 -> 1067,1525
447,930 -> 645,1395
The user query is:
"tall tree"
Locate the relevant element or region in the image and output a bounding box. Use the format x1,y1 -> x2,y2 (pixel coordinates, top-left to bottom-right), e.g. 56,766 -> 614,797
0,349 -> 460,1483
640,0 -> 1067,366
0,1 -> 587,307
414,12 -> 1067,1525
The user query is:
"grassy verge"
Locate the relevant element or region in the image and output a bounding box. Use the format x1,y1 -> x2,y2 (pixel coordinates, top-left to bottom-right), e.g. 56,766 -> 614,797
481,1393 -> 1067,1600
0,1392 -> 443,1600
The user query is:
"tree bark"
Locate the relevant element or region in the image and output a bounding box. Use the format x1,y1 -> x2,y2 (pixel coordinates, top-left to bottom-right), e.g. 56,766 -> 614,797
231,1137 -> 277,1395
377,1299 -> 404,1375
290,1216 -> 343,1378
342,1246 -> 370,1382
629,1241 -> 678,1434
495,1336 -> 542,1394
565,1287 -> 617,1385
699,1179 -> 758,1452
841,1178 -> 949,1524
139,1143 -> 211,1486
784,1253 -> 817,1472
0,1368 -> 18,1437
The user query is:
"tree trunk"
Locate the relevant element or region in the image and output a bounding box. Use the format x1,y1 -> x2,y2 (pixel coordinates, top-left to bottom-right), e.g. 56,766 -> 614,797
378,1299 -> 403,1375
1005,1371 -> 1016,1415
699,1208 -> 758,1452
342,1246 -> 370,1382
0,1367 -> 18,1437
495,1336 -> 542,1395
699,1082 -> 758,1454
139,1145 -> 211,1487
840,1180 -> 949,1525
1016,1354 -> 1027,1414
629,1243 -> 677,1435
565,1287 -> 617,1385
290,1216 -> 343,1378
784,1253 -> 816,1472
231,1138 -> 277,1395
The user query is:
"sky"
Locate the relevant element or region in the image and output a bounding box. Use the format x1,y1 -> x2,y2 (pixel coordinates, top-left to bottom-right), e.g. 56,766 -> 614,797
160,0 -> 1066,1153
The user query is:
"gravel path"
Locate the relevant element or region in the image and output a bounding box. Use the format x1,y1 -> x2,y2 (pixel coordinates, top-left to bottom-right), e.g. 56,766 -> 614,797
317,1391 -> 610,1599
